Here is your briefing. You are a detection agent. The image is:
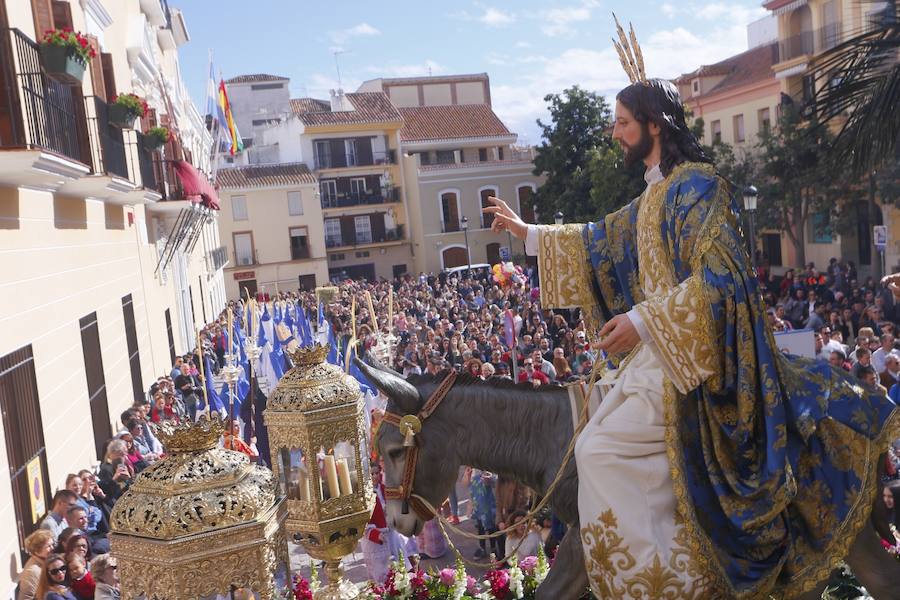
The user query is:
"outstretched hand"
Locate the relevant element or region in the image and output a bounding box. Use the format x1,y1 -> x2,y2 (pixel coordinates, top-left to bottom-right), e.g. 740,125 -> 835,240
482,196 -> 528,241
594,314 -> 640,356
882,273 -> 900,299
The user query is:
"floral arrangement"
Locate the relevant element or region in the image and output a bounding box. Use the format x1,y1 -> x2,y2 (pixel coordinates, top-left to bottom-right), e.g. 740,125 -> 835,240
364,551 -> 549,600
491,262 -> 524,289
879,523 -> 900,562
278,563 -> 320,600
145,126 -> 170,148
40,28 -> 96,64
112,93 -> 149,118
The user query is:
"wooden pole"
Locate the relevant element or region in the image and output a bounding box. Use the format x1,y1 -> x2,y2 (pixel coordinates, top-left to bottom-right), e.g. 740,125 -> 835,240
197,328 -> 210,418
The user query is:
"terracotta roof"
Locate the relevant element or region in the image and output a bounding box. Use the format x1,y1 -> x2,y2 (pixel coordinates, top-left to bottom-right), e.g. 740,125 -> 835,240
225,74 -> 289,84
398,104 -> 512,142
375,73 -> 488,86
294,92 -> 402,127
290,98 -> 330,113
676,44 -> 777,97
216,163 -> 316,188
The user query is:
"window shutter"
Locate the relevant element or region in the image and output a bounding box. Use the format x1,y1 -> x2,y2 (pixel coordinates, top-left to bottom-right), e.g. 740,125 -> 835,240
87,36 -> 106,100
100,53 -> 117,103
50,0 -> 72,29
31,0 -> 54,35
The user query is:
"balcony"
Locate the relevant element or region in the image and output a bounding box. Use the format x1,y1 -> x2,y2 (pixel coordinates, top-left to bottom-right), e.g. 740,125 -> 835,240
314,149 -> 395,170
0,28 -> 92,187
325,225 -> 405,249
321,186 -> 401,209
774,22 -> 844,65
153,158 -> 186,201
208,245 -> 228,271
234,248 -> 259,267
130,131 -> 161,192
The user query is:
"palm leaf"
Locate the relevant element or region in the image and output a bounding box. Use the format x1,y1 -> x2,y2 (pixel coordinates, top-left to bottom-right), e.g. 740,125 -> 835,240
808,5 -> 900,175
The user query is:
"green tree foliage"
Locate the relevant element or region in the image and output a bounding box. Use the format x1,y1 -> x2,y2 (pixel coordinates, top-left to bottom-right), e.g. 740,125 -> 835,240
531,86 -> 643,223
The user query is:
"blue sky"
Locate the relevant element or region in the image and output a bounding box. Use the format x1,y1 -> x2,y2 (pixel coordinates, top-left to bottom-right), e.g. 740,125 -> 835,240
175,0 -> 769,142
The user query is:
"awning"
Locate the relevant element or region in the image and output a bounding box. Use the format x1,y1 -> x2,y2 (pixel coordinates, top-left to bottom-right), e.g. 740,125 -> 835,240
173,159 -> 220,210
764,0 -> 808,16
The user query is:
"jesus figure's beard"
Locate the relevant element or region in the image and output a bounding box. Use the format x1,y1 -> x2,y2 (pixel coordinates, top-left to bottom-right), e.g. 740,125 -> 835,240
621,122 -> 653,169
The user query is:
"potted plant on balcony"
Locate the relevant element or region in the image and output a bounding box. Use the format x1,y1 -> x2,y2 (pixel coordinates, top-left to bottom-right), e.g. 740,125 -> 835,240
109,93 -> 148,129
39,28 -> 96,85
145,126 -> 170,150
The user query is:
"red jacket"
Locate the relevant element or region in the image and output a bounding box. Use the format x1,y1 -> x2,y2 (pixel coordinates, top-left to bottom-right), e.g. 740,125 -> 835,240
518,369 -> 549,385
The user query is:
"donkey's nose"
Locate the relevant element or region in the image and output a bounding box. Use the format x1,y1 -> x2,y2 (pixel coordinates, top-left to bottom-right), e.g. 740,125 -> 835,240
401,499 -> 410,515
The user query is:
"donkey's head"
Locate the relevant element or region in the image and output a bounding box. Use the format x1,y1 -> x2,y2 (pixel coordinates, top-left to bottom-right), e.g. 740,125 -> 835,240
356,355 -> 461,536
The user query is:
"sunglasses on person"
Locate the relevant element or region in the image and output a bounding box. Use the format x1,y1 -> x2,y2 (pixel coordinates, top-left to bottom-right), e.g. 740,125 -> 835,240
49,566 -> 67,576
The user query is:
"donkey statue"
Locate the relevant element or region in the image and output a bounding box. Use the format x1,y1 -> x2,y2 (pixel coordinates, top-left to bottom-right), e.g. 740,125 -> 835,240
355,356 -> 900,599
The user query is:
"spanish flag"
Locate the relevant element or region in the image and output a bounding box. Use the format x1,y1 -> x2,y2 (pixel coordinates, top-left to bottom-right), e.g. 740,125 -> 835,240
218,79 -> 243,155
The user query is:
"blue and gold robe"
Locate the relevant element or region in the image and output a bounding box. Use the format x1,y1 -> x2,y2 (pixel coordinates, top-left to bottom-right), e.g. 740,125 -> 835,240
537,162 -> 900,597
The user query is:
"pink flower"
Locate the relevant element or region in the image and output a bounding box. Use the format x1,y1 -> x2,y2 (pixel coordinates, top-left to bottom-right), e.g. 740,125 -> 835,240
466,575 -> 478,594
519,555 -> 538,573
439,568 -> 456,586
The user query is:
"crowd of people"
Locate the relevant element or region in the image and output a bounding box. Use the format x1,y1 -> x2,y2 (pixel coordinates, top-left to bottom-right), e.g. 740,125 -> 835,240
20,255 -> 900,596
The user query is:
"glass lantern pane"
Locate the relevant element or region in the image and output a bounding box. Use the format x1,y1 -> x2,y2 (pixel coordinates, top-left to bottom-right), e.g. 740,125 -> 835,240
281,447 -> 311,502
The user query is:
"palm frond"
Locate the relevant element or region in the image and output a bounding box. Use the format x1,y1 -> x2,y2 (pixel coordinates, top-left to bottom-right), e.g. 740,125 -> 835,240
809,10 -> 900,175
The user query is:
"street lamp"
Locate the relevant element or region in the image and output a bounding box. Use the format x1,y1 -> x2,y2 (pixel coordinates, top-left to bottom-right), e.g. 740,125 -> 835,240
461,215 -> 470,277
555,211 -> 564,225
743,185 -> 759,267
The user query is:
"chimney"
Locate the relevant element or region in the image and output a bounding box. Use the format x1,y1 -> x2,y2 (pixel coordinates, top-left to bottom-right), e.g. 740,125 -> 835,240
329,88 -> 353,112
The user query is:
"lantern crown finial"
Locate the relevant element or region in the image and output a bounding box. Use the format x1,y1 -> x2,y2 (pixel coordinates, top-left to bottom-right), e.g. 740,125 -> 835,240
291,343 -> 329,366
151,413 -> 226,453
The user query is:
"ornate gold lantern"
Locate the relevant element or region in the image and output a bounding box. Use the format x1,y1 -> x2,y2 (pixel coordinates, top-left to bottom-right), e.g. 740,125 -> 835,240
108,415 -> 289,600
265,344 -> 374,599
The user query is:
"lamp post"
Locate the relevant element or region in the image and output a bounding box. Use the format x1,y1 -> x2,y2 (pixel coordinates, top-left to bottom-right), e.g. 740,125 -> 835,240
743,185 -> 759,268
461,215 -> 470,276
555,211 -> 564,225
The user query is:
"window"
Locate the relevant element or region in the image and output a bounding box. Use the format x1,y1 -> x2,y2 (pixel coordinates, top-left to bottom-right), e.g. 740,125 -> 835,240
0,345 -> 51,561
252,118 -> 281,127
350,178 -> 367,200
517,185 -> 536,223
758,108 -> 771,135
809,210 -> 833,243
330,253 -> 345,261
345,139 -> 358,166
314,140 -> 332,169
355,215 -> 372,244
290,226 -> 310,260
692,79 -> 700,94
436,150 -> 455,164
480,188 -> 498,229
288,191 -> 303,215
298,274 -> 317,290
325,219 -> 342,246
250,82 -> 284,91
441,192 -> 460,232
711,120 -> 722,144
355,251 -> 370,258
393,264 -> 408,278
419,151 -> 432,166
733,114 -> 745,143
121,295 -> 143,404
165,309 -> 176,365
497,146 -> 504,160
478,148 -> 488,162
320,180 -> 337,208
234,232 -> 255,265
231,195 -> 248,221
80,313 -> 112,459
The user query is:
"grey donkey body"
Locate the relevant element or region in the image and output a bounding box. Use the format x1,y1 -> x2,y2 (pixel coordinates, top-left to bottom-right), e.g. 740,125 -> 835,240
356,357 -> 900,599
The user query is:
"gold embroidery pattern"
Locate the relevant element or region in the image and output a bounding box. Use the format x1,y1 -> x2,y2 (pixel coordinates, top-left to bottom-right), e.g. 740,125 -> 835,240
537,224 -> 596,310
581,507 -> 711,599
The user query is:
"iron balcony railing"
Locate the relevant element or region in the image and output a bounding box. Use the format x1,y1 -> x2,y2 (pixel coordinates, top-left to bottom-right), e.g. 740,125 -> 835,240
208,245 -> 228,271
320,186 -> 401,208
775,21 -> 844,63
314,149 -> 396,170
132,131 -> 159,191
325,225 -> 405,248
0,28 -> 91,165
153,158 -> 185,200
85,96 -> 129,179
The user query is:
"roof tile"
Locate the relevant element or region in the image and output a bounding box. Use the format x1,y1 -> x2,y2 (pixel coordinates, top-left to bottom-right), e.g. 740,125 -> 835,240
216,163 -> 316,188
676,44 -> 777,97
225,74 -> 289,84
294,92 -> 402,127
398,104 -> 511,142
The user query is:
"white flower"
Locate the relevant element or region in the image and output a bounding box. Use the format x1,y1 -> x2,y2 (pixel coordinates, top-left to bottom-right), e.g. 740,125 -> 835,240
508,555 -> 525,599
451,559 -> 468,600
535,545 -> 550,584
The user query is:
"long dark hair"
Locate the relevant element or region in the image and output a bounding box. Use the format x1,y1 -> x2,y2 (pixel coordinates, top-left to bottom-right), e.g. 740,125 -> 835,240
616,79 -> 713,177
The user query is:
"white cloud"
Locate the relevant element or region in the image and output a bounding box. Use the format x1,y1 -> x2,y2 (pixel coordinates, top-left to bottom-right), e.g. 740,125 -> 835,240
535,0 -> 601,37
366,60 -> 444,78
661,3 -> 677,18
452,4 -> 516,28
515,41 -> 532,49
329,22 -> 381,45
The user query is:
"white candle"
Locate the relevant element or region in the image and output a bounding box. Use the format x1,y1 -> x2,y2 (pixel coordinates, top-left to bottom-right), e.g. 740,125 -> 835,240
323,455 -> 340,500
336,457 -> 353,496
298,469 -> 310,502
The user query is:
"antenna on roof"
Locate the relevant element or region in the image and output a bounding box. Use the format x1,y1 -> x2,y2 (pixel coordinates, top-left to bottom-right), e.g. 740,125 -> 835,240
428,65 -> 433,77
333,49 -> 348,90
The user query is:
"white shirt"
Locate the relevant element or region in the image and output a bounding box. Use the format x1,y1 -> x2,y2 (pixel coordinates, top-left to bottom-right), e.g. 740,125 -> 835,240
524,164 -> 664,342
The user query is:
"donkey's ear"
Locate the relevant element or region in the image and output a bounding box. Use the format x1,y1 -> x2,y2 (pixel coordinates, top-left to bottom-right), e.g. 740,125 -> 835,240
355,357 -> 420,414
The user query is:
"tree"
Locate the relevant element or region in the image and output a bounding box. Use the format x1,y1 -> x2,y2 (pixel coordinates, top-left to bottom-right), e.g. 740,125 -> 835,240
587,143 -> 645,218
755,105 -> 857,266
531,86 -> 643,222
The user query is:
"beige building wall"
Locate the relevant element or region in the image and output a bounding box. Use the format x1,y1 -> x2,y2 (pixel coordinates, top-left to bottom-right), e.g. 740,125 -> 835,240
387,86 -> 419,107
218,185 -> 329,298
423,84 -> 452,105
455,81 -> 487,104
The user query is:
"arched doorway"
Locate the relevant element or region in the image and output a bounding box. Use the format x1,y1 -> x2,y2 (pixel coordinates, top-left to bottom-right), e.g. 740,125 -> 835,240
441,246 -> 468,269
480,187 -> 498,229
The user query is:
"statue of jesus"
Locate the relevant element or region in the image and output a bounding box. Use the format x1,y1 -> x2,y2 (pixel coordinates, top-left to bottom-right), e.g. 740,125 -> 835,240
484,37 -> 900,597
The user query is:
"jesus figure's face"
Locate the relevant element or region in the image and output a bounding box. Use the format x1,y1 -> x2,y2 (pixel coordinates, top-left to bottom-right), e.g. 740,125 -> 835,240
613,101 -> 656,169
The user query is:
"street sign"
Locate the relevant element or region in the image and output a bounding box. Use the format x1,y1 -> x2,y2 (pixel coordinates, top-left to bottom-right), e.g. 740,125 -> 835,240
499,246 -> 510,261
874,225 -> 887,251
